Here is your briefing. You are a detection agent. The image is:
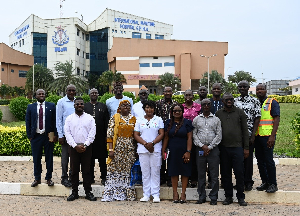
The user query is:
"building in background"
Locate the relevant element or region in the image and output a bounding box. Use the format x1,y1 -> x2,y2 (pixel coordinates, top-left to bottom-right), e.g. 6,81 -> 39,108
9,8 -> 173,78
289,77 -> 300,95
266,80 -> 291,95
0,43 -> 34,88
107,38 -> 228,94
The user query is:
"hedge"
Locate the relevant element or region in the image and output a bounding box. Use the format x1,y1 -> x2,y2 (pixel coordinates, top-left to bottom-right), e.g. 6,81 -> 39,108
0,125 -> 61,156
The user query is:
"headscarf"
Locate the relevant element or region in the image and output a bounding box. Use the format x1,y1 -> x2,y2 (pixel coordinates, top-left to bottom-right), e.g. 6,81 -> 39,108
117,100 -> 131,114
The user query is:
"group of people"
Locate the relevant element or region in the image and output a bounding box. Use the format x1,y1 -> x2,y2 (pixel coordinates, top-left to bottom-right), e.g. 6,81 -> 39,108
25,80 -> 280,205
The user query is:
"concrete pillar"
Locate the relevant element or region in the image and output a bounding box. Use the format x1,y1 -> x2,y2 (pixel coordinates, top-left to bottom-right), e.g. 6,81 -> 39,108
180,53 -> 191,91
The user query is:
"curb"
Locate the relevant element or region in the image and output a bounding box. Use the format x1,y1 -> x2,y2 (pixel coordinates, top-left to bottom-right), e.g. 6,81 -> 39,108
0,182 -> 299,204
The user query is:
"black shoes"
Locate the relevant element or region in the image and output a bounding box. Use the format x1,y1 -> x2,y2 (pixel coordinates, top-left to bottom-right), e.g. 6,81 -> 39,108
256,183 -> 269,191
238,199 -> 248,206
61,179 -> 72,187
266,184 -> 278,193
47,179 -> 54,186
31,180 -> 41,187
244,183 -> 253,191
101,179 -> 106,186
210,200 -> 217,205
196,198 -> 206,204
85,192 -> 97,201
67,193 -> 79,201
222,197 -> 233,205
167,180 -> 172,187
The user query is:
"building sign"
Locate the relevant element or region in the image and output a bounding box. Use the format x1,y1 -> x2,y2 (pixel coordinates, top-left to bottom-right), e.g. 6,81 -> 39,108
128,74 -> 179,80
52,25 -> 69,52
15,24 -> 29,40
114,18 -> 155,32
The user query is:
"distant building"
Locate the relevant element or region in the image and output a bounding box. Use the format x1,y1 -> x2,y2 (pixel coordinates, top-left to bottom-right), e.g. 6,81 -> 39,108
266,80 -> 291,95
289,77 -> 300,95
0,43 -> 34,88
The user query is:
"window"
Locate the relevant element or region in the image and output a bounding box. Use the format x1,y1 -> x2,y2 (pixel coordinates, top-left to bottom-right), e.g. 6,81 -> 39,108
77,48 -> 80,56
146,33 -> 151,39
1,68 -> 4,71
11,69 -> 14,73
139,63 -> 150,67
155,34 -> 164,40
132,32 -> 141,38
19,70 -> 27,77
19,41 -> 21,47
86,34 -> 89,41
22,39 -> 24,45
153,57 -> 158,59
164,62 -> 175,67
124,31 -> 126,34
115,30 -> 117,33
112,29 -> 114,33
296,88 -> 299,92
82,32 -> 85,40
83,51 -> 85,58
11,44 -> 13,48
86,71 -> 89,76
152,63 -> 162,67
77,68 -> 80,76
82,70 -> 85,76
86,53 -> 89,59
77,28 -> 80,36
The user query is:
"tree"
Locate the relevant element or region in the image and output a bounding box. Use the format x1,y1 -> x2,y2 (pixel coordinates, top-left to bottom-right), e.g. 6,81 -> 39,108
25,64 -> 54,94
97,70 -> 126,93
199,70 -> 226,89
0,84 -> 12,99
156,72 -> 181,91
228,70 -> 256,85
49,60 -> 88,94
223,81 -> 239,94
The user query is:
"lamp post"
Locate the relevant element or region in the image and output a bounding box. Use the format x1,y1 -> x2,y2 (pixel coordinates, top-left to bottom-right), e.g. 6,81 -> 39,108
200,54 -> 217,94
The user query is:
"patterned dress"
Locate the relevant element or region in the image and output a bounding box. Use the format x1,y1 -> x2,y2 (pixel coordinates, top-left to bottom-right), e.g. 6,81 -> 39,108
101,114 -> 137,201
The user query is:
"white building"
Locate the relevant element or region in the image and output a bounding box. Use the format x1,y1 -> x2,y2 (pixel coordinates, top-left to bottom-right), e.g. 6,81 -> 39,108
9,8 -> 173,78
289,77 -> 300,95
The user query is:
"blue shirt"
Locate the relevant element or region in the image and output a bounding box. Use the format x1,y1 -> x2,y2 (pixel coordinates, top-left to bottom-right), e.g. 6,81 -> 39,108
56,95 -> 75,138
106,96 -> 133,118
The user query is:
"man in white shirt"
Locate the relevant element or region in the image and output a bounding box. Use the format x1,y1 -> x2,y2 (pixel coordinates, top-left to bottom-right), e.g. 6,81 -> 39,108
132,87 -> 149,119
64,97 -> 97,201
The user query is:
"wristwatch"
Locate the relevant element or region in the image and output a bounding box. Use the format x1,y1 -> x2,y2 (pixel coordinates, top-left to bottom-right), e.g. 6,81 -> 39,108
152,141 -> 155,145
186,150 -> 191,153
84,144 -> 87,148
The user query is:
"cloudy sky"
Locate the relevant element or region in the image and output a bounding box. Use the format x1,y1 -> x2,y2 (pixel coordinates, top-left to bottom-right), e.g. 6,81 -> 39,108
1,0 -> 299,85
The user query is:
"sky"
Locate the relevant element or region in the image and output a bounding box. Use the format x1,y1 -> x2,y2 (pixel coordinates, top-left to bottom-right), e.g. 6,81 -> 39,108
0,0 -> 299,85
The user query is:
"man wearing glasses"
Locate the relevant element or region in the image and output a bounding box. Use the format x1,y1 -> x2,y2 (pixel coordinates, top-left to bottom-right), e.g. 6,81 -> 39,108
192,99 -> 222,205
234,81 -> 261,191
132,86 -> 149,119
216,93 -> 249,206
64,97 -> 97,201
56,84 -> 76,187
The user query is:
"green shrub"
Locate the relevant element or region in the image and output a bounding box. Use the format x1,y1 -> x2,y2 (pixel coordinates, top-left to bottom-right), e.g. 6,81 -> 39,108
99,92 -> 114,104
81,94 -> 90,103
148,94 -> 163,102
291,112 -> 300,156
0,99 -> 10,105
123,91 -> 137,104
9,97 -> 30,121
45,94 -> 62,105
0,125 -> 61,156
0,109 -> 2,121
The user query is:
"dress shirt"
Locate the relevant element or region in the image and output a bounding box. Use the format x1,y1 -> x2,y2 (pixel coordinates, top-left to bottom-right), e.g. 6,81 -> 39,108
56,95 -> 75,138
134,115 -> 164,153
155,99 -> 178,123
64,112 -> 96,148
183,102 -> 201,121
215,106 -> 249,150
234,95 -> 261,136
192,113 -> 222,150
132,101 -> 146,120
106,96 -> 133,118
36,101 -> 45,134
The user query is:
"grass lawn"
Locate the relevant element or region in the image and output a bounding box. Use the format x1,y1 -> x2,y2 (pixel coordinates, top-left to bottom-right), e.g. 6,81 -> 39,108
274,103 -> 300,157
0,121 -> 25,127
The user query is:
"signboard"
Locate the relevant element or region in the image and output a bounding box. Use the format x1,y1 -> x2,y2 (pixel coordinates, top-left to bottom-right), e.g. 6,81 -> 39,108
114,18 -> 155,32
52,25 -> 69,52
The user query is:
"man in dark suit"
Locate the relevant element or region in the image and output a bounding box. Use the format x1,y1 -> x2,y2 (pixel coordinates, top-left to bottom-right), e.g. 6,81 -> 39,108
25,89 -> 57,187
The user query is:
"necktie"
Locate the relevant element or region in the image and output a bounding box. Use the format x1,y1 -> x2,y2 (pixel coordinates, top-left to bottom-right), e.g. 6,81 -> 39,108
39,104 -> 43,130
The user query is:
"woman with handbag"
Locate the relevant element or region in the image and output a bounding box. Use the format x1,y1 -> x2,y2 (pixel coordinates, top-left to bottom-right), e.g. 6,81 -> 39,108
134,100 -> 164,203
101,100 -> 137,202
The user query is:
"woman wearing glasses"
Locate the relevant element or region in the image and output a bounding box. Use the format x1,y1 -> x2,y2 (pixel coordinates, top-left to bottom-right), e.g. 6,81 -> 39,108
162,104 -> 193,204
101,100 -> 137,202
134,100 -> 164,203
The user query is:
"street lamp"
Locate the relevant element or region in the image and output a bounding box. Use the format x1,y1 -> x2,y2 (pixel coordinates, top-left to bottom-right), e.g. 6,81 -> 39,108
200,54 -> 217,94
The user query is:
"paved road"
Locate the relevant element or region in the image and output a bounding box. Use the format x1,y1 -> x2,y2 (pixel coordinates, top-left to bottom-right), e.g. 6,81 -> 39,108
1,194 -> 300,216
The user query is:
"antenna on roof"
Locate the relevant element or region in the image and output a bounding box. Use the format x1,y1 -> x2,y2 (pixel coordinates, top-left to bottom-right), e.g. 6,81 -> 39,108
60,0 -> 65,18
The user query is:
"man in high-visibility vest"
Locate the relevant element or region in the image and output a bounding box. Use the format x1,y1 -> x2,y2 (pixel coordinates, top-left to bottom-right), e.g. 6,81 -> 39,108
255,83 -> 280,193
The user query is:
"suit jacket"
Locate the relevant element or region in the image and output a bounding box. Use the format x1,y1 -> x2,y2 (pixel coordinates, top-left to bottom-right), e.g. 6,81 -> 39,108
25,101 -> 57,139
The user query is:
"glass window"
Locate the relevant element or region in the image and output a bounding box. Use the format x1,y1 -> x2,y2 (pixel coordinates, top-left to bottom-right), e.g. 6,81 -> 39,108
83,70 -> 85,76
77,48 -> 80,56
19,41 -> 21,47
83,51 -> 85,58
11,69 -> 14,73
155,34 -> 164,40
112,29 -> 114,33
86,34 -> 89,41
86,53 -> 89,59
82,32 -> 85,40
146,33 -> 151,39
19,70 -> 27,77
115,30 -> 117,33
139,63 -> 150,67
132,32 -> 141,38
296,88 -> 299,92
152,63 -> 162,67
1,68 -> 4,71
77,28 -> 80,36
164,62 -> 175,67
22,39 -> 24,45
77,68 -> 80,76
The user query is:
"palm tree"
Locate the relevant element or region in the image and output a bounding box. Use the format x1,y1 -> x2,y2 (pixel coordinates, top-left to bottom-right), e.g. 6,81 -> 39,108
156,72 -> 181,91
97,70 -> 126,93
49,60 -> 88,94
